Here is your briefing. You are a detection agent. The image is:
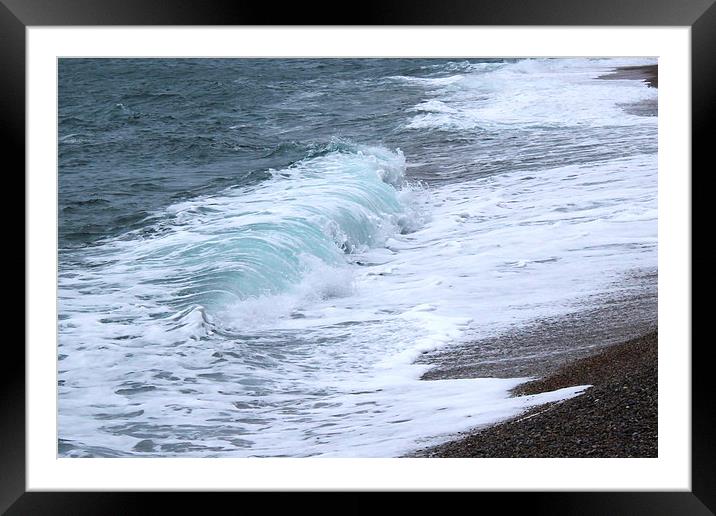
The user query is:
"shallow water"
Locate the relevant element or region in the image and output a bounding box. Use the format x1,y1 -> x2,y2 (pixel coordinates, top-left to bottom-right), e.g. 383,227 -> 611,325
58,57 -> 657,457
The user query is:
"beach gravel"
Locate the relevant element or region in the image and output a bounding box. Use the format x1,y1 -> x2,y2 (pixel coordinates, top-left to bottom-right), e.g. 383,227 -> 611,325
411,331 -> 657,458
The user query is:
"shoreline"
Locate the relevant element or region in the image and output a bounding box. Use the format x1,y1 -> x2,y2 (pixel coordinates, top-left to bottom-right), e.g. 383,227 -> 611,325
598,64 -> 658,117
598,64 -> 658,88
405,65 -> 659,457
410,330 -> 657,457
418,269 -> 656,381
409,269 -> 657,458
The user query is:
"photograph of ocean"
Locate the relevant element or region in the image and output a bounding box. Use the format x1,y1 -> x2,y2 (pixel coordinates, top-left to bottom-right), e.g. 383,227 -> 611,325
58,58 -> 658,458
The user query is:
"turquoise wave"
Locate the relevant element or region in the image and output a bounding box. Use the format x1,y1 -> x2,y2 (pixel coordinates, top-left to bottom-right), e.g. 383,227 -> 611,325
90,142 -> 415,312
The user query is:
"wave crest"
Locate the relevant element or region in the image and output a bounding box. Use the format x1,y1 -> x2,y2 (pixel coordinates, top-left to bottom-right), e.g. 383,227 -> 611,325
61,143 -> 421,326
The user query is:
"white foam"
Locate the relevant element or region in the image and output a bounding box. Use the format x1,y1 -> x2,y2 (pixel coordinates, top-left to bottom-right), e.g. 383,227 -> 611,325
391,74 -> 466,86
404,58 -> 657,130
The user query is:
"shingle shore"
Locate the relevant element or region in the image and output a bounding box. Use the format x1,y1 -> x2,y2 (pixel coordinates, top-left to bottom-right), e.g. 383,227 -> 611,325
410,331 -> 657,458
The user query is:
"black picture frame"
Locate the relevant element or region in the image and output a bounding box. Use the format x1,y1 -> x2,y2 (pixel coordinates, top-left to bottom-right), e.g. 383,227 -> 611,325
6,0 -> 711,513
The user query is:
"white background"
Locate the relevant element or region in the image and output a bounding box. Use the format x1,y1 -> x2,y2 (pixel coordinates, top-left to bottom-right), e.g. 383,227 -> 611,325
27,27 -> 691,490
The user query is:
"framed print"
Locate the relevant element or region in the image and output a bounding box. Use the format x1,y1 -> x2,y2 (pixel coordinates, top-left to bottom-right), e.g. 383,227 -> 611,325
7,0 -> 712,513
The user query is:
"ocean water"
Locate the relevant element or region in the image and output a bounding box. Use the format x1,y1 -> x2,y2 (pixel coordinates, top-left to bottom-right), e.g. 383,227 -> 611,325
58,58 -> 658,457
